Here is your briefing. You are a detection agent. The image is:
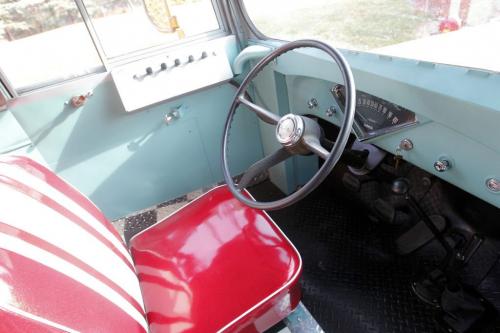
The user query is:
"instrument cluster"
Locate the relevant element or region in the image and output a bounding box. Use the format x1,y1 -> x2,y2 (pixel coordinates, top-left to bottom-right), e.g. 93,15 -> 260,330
331,84 -> 418,141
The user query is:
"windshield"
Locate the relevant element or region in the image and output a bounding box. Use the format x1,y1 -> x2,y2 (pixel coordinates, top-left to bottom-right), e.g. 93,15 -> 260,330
243,0 -> 500,73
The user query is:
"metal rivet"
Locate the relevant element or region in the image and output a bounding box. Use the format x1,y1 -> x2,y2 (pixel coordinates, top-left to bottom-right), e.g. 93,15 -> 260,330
486,178 -> 500,193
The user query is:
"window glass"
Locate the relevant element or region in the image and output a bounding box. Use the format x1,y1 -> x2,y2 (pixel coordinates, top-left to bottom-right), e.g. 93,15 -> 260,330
84,0 -> 221,58
243,0 -> 500,72
0,0 -> 103,92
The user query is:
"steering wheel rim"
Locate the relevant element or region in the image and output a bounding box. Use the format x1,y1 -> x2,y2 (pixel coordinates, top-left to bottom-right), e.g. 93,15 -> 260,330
222,39 -> 356,210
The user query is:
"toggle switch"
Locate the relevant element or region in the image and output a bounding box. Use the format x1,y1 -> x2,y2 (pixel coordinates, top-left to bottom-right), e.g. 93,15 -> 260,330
174,59 -> 181,67
188,55 -> 194,63
201,51 -> 208,59
160,62 -> 167,71
145,67 -> 153,75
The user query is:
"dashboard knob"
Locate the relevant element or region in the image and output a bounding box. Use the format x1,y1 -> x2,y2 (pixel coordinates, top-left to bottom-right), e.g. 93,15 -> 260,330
145,67 -> 153,75
434,159 -> 451,172
174,58 -> 181,66
160,62 -> 167,71
201,51 -> 208,59
188,55 -> 194,63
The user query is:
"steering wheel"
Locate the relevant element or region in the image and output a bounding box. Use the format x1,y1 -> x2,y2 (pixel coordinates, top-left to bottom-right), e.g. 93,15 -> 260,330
222,40 -> 356,210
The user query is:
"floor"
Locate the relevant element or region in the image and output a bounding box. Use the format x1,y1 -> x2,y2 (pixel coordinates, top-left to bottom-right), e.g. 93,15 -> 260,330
250,180 -> 500,333
251,181 -> 438,333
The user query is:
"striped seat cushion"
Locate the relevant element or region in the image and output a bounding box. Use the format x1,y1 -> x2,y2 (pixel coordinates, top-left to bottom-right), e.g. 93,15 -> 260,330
0,155 -> 147,333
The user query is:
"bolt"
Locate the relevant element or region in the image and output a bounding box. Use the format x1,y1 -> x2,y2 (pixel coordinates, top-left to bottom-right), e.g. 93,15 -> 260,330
307,98 -> 318,109
325,106 -> 336,117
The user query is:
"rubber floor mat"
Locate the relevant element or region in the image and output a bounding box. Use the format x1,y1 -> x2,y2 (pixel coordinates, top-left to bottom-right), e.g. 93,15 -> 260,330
249,182 -> 498,333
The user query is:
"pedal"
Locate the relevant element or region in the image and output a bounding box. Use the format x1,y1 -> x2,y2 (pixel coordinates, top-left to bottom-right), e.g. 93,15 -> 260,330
438,285 -> 489,333
412,268 -> 446,307
396,215 -> 446,255
342,172 -> 361,192
372,198 -> 395,224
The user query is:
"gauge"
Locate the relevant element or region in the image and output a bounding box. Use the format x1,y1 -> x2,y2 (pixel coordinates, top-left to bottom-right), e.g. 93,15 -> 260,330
331,85 -> 418,140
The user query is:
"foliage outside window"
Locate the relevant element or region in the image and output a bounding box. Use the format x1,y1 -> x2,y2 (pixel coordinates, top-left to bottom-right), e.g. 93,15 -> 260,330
243,0 -> 500,73
0,0 -> 220,93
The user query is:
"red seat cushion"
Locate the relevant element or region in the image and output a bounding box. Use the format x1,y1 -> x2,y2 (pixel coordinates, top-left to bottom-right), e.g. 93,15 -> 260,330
129,185 -> 302,333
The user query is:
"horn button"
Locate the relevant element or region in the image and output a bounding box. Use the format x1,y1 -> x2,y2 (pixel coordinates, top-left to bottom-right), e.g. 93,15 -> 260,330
276,114 -> 304,146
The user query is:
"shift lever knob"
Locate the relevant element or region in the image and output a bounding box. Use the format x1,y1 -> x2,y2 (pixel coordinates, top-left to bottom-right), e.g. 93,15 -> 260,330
392,178 -> 410,196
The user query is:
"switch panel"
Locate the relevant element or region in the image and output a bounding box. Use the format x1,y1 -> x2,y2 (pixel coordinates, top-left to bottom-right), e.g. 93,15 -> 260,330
111,37 -> 234,112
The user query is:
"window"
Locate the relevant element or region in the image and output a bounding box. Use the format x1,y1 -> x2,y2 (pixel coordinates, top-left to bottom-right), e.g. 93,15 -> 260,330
83,0 -> 220,58
0,0 -> 222,93
243,0 -> 500,72
0,0 -> 103,92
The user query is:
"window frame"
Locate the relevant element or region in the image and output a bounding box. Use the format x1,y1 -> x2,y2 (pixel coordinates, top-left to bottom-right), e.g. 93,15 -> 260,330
0,0 -> 229,96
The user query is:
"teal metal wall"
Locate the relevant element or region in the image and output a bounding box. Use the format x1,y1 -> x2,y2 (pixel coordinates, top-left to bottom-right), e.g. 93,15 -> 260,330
5,73 -> 263,220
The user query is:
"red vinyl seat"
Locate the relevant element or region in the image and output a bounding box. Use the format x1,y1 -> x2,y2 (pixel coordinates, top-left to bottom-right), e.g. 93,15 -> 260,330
129,186 -> 302,333
0,156 -> 301,333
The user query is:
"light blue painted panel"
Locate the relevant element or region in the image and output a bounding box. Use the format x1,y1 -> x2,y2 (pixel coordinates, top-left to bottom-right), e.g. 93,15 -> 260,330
0,110 -> 31,153
250,67 -> 319,194
9,74 -> 263,219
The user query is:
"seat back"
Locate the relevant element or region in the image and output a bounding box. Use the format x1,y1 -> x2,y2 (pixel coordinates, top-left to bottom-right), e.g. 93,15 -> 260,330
0,156 -> 147,332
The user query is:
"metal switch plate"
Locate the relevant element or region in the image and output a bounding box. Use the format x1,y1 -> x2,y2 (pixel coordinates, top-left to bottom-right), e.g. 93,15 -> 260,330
111,36 -> 235,112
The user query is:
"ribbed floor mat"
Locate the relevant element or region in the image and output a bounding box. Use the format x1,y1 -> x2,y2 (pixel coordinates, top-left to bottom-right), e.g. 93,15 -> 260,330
250,182 -> 497,333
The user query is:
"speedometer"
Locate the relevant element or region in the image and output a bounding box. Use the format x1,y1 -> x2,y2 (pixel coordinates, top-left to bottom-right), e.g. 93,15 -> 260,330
331,85 -> 418,140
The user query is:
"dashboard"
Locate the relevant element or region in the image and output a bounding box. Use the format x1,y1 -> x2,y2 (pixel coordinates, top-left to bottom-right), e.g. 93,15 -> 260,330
281,74 -> 500,210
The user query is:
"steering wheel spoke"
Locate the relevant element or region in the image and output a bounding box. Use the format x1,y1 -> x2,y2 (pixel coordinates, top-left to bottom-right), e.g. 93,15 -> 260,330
238,95 -> 280,125
238,148 -> 292,189
303,136 -> 329,160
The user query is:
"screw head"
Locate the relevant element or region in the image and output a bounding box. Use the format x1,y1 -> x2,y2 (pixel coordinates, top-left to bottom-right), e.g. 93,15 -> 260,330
486,178 -> 500,193
434,159 -> 451,172
399,138 -> 414,151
